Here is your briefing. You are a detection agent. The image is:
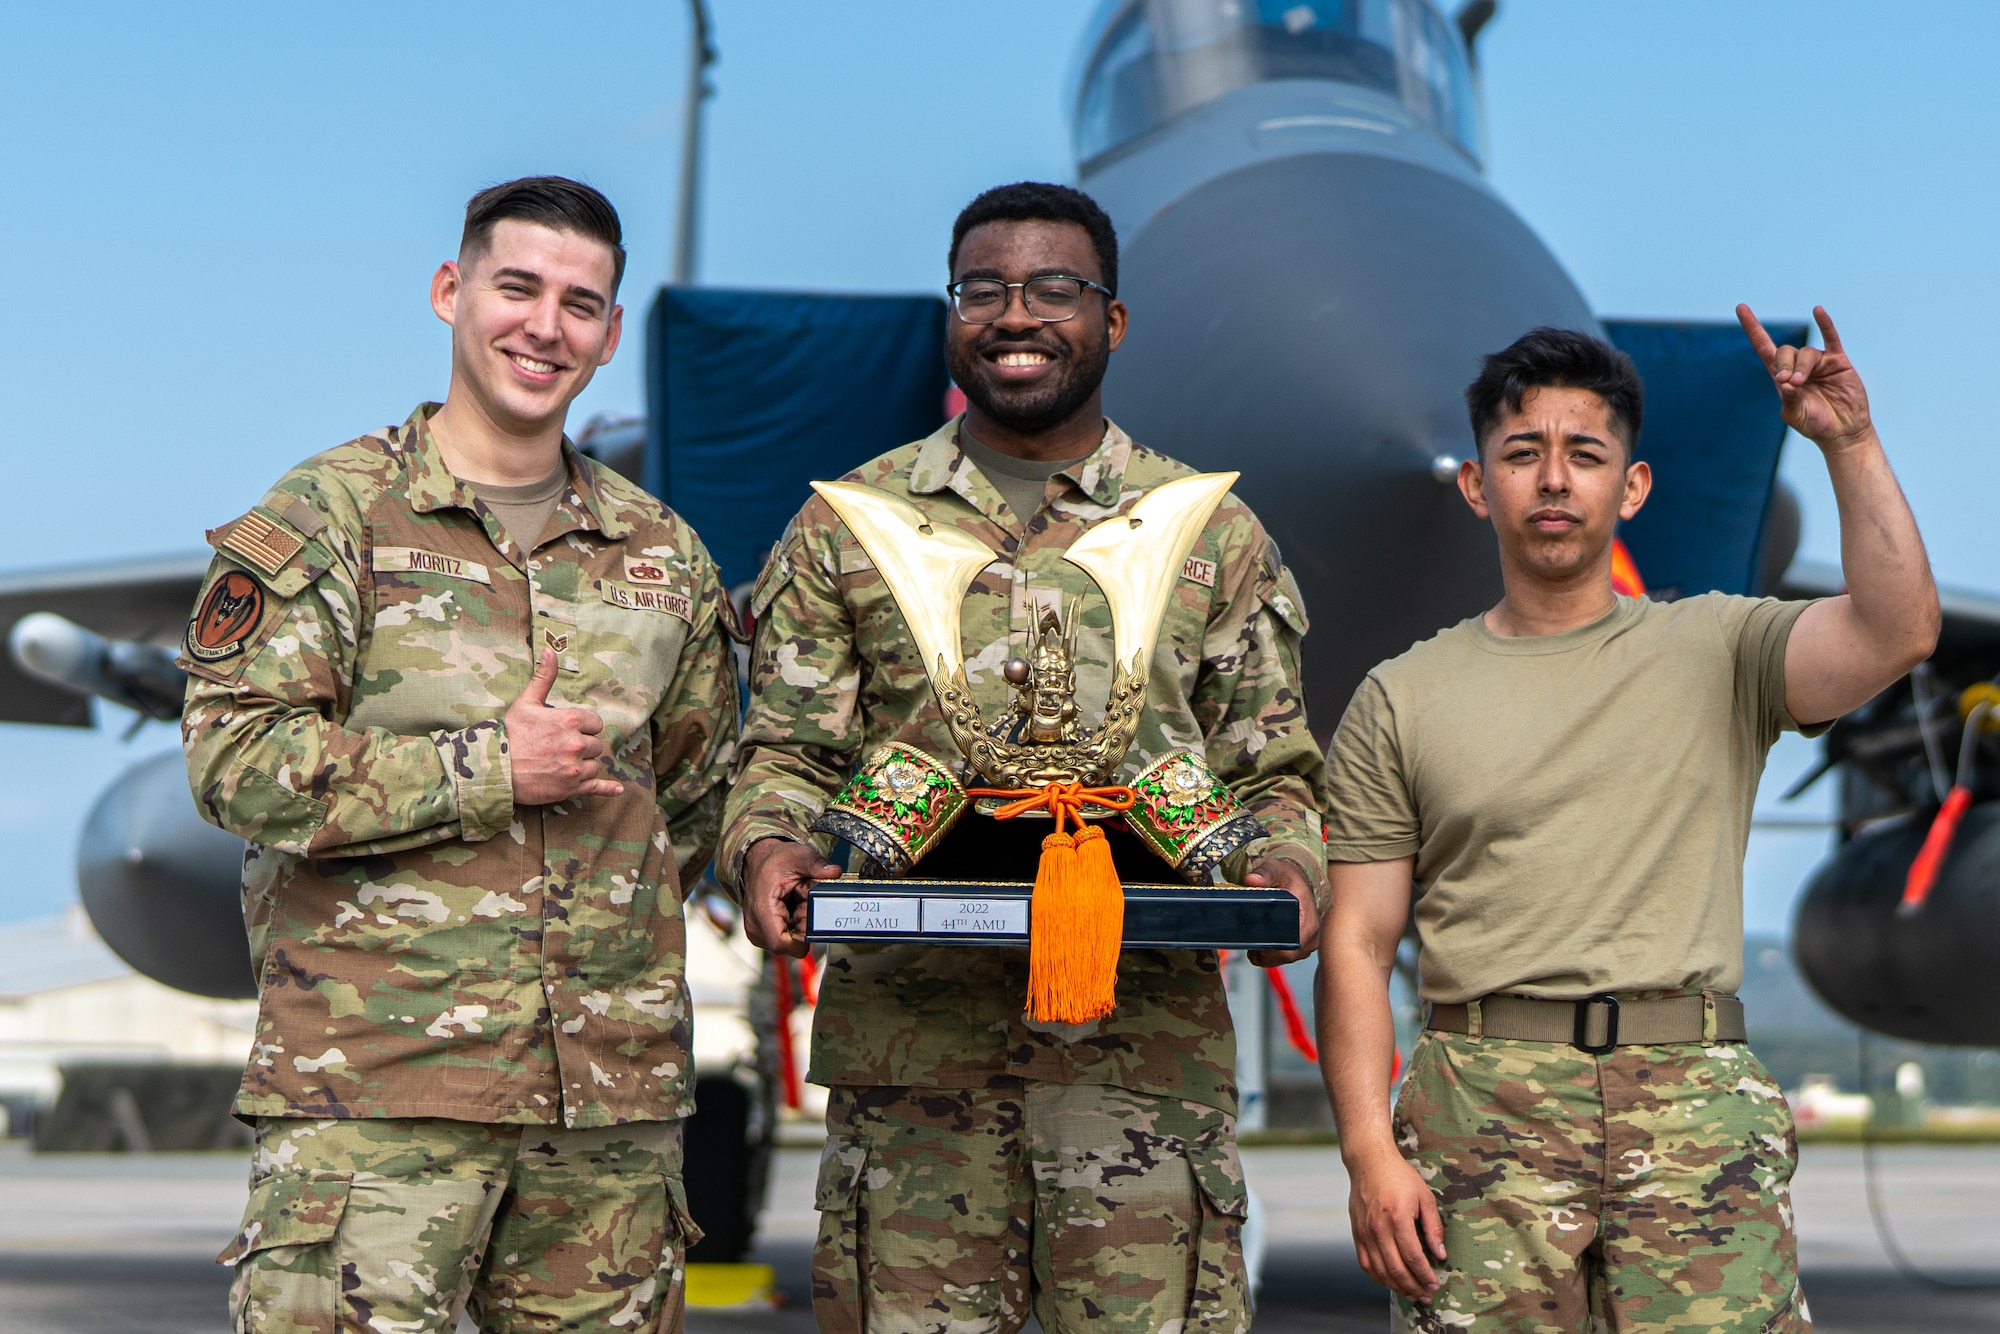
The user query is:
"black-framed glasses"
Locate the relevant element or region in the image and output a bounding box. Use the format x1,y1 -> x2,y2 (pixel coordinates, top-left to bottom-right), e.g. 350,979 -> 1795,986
946,275 -> 1113,324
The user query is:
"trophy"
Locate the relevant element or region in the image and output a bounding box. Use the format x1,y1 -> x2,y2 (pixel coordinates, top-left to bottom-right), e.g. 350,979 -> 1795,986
803,473 -> 1298,1022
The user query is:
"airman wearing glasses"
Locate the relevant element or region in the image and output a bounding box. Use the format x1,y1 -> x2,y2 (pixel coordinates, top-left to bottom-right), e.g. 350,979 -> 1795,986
716,181 -> 1326,1334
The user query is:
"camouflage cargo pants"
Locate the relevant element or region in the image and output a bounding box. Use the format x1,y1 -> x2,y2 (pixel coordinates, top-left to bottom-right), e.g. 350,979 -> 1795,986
219,1116 -> 698,1334
1390,1031 -> 1810,1333
812,1080 -> 1249,1334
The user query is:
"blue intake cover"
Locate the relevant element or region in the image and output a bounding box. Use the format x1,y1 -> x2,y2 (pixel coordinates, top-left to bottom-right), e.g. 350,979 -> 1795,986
643,288 -> 949,589
1603,319 -> 1806,599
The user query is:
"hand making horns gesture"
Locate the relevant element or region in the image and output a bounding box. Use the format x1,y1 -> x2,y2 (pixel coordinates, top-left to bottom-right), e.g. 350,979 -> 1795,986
1737,304 -> 1875,452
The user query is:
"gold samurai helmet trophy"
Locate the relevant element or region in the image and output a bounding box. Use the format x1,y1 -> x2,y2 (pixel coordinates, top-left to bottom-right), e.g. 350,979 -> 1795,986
804,471 -> 1239,791
806,470 -> 1253,1025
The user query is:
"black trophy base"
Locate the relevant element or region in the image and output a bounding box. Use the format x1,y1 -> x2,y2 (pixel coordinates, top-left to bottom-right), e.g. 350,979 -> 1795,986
806,878 -> 1299,951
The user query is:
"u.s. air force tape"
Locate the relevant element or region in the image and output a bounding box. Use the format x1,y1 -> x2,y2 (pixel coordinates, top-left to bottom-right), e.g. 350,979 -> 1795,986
601,582 -> 693,621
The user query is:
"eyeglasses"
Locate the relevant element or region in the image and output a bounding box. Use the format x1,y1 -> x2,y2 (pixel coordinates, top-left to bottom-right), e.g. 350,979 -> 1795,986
946,276 -> 1113,324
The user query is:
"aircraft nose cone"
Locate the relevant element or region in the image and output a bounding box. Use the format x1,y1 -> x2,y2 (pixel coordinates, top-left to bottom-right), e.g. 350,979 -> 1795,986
1102,151 -> 1598,728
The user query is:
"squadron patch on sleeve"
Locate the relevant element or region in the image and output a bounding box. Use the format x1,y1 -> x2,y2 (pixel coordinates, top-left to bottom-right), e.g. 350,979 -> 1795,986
186,571 -> 267,662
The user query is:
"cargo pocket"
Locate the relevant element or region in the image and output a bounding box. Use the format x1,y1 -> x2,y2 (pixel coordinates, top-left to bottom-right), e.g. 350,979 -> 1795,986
665,1173 -> 706,1254
1184,1136 -> 1251,1333
809,1134 -> 870,1334
218,1169 -> 351,1334
646,1174 -> 706,1334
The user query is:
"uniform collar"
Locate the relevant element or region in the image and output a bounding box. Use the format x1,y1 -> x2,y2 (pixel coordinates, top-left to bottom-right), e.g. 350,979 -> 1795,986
908,414 -> 1133,515
392,402 -> 631,541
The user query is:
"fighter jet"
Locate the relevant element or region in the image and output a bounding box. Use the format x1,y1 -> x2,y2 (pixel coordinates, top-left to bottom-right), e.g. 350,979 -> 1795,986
1060,0 -> 2000,1048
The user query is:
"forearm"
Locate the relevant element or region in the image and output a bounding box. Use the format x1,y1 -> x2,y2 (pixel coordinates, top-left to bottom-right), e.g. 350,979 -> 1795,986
1318,931 -> 1402,1163
183,689 -> 509,856
1826,431 -> 1939,658
723,532 -> 860,894
716,741 -> 847,895
1201,593 -> 1328,903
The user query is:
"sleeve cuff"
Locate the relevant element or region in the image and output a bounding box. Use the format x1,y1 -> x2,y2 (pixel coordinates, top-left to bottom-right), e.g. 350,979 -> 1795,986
1324,837 -> 1420,864
436,719 -> 514,843
1235,836 -> 1330,913
719,816 -> 816,897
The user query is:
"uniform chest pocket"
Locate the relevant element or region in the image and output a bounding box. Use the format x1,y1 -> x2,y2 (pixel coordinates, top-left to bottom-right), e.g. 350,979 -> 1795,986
369,546 -> 501,633
352,547 -> 518,735
571,583 -> 695,741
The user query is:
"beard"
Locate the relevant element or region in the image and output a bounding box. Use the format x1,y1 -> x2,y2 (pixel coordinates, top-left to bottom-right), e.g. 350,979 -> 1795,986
947,328 -> 1111,436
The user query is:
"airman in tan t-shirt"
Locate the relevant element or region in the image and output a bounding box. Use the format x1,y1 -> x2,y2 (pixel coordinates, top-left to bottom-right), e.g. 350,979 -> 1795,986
1318,312 -> 1938,1332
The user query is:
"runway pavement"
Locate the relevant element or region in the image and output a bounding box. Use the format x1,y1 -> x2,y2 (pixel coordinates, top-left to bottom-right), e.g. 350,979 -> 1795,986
0,1138 -> 1993,1332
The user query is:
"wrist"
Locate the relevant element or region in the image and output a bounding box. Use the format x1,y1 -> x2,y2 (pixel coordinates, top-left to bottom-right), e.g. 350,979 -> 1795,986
438,720 -> 513,842
1252,843 -> 1328,911
1814,423 -> 1880,457
1339,1136 -> 1406,1172
745,833 -> 797,869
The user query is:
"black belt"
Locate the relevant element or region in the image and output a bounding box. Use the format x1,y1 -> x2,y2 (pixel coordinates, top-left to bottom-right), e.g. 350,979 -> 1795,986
1426,993 -> 1746,1052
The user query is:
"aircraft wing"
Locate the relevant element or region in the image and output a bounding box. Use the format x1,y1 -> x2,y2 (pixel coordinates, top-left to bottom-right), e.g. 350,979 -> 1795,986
0,553 -> 209,726
1780,557 -> 2000,674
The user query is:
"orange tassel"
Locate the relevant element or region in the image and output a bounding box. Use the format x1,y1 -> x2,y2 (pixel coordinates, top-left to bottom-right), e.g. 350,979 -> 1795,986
1027,823 -> 1124,1024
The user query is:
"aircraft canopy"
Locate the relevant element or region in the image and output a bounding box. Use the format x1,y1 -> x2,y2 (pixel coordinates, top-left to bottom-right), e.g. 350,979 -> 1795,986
1073,0 -> 1479,167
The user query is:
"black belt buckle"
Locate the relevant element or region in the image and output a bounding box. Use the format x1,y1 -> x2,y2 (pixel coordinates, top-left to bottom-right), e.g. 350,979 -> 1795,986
1573,994 -> 1620,1053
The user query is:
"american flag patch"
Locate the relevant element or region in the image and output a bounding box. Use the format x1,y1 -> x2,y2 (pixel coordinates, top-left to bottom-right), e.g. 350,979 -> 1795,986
221,510 -> 305,575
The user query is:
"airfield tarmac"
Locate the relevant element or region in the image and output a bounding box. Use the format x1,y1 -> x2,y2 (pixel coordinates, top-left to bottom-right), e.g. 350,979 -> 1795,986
0,1138 -> 1993,1333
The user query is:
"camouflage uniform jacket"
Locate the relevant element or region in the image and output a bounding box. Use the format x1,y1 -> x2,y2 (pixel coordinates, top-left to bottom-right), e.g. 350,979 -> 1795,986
718,417 -> 1324,1115
180,404 -> 739,1129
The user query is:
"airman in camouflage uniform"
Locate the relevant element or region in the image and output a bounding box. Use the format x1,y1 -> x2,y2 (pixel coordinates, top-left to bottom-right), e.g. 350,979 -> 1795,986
719,183 -> 1325,1333
184,178 -> 736,1333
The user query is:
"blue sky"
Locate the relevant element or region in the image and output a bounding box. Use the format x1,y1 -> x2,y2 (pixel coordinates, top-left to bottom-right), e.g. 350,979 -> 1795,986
1,2 -> 1993,929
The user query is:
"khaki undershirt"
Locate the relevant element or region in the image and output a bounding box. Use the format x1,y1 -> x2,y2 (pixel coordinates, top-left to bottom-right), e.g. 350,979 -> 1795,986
466,465 -> 567,554
958,428 -> 1095,524
1322,593 -> 1823,1003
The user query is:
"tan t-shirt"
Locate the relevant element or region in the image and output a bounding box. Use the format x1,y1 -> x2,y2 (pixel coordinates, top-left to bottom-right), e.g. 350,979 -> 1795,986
466,465 -> 567,554
1323,593 -> 1822,1003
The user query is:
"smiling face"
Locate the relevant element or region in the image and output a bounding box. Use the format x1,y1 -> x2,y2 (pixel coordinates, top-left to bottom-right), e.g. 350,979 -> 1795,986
945,219 -> 1127,447
431,219 -> 623,438
1459,384 -> 1651,585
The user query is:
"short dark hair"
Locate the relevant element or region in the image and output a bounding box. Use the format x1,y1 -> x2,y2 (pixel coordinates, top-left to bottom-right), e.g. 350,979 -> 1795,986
1465,327 -> 1644,455
460,176 -> 627,294
949,182 -> 1120,295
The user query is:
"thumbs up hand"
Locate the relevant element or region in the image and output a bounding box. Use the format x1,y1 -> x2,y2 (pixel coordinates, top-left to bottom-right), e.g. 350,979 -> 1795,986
504,649 -> 624,805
